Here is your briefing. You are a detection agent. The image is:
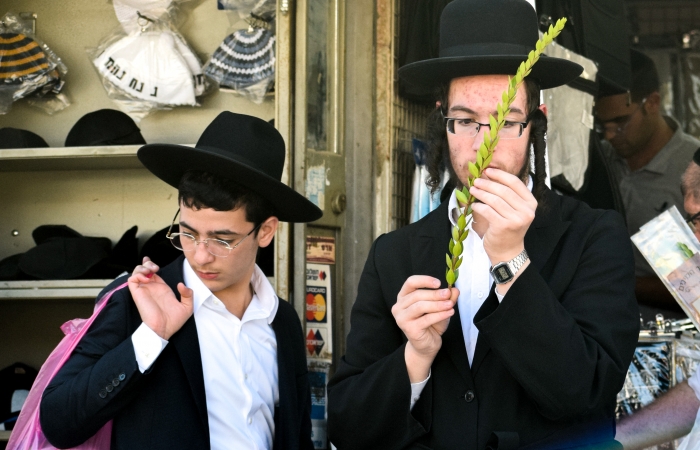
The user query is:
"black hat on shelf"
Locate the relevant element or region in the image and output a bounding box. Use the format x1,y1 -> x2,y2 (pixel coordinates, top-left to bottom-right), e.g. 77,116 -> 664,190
398,0 -> 583,90
15,224 -> 142,280
140,225 -> 183,268
18,234 -> 112,280
0,254 -> 31,281
83,225 -> 140,279
65,109 -> 146,147
138,112 -> 323,223
0,128 -> 49,149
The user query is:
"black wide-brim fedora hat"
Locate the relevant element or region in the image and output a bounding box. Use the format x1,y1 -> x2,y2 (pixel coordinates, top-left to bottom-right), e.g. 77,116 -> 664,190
399,0 -> 583,90
138,112 -> 322,223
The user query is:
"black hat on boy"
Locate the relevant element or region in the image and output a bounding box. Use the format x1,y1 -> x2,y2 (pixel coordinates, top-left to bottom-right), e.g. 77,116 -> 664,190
65,109 -> 146,147
138,112 -> 323,223
398,0 -> 583,90
0,128 -> 49,149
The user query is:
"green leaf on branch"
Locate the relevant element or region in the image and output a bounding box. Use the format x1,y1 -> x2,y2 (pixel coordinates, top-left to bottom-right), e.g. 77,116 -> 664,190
446,269 -> 456,287
455,189 -> 468,206
468,162 -> 479,178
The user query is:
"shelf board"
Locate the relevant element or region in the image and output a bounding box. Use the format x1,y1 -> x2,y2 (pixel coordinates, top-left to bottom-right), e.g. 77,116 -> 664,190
0,429 -> 10,441
0,144 -> 192,172
0,279 -> 112,300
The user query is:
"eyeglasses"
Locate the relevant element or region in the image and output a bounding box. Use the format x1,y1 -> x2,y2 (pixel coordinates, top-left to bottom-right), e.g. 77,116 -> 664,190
441,111 -> 529,140
165,209 -> 261,258
687,211 -> 700,234
595,98 -> 647,136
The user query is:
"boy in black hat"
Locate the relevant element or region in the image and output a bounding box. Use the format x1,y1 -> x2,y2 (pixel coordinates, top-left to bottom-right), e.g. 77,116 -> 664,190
40,112 -> 320,450
328,1 -> 639,449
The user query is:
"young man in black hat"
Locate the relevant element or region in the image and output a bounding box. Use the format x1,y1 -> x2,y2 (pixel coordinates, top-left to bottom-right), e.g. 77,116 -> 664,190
40,112 -> 320,450
328,1 -> 639,449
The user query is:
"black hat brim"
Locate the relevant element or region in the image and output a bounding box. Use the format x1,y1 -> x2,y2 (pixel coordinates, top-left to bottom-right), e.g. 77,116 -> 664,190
399,54 -> 584,90
138,144 -> 323,223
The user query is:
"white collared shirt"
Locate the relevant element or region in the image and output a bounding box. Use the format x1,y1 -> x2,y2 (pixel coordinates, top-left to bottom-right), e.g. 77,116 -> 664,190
409,178 -> 532,409
131,261 -> 279,450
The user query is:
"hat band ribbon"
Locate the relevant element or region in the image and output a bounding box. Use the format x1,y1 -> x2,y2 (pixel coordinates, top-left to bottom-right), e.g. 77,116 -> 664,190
440,42 -> 534,58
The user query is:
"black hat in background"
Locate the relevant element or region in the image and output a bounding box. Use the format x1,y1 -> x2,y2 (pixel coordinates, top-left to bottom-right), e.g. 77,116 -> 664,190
0,128 -> 49,149
0,362 -> 38,430
18,234 -> 112,280
32,224 -> 82,245
83,225 -> 139,279
398,0 -> 583,90
138,112 -> 323,223
0,254 -> 31,281
3,225 -> 139,281
65,109 -> 146,147
140,225 -> 182,268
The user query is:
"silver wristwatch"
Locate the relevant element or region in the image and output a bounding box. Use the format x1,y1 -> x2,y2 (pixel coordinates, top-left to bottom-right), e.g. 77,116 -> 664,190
490,249 -> 529,284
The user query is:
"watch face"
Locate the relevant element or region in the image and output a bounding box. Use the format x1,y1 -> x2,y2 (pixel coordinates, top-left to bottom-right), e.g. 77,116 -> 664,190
493,263 -> 513,283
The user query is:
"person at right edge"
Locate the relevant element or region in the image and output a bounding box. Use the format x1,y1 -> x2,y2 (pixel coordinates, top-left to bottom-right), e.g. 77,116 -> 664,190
327,1 -> 640,449
596,50 -> 700,322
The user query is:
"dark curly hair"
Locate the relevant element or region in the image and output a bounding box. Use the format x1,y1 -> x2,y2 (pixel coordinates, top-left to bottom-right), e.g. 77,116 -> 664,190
425,77 -> 549,206
178,170 -> 276,233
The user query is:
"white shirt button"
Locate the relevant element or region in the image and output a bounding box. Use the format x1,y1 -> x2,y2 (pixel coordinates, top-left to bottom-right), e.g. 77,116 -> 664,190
477,292 -> 483,298
248,417 -> 253,425
245,373 -> 248,380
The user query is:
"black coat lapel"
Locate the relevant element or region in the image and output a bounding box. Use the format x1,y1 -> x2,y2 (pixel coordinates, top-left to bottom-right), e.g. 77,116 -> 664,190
525,189 -> 571,272
471,189 -> 571,377
410,202 -> 472,385
160,257 -> 209,433
272,311 -> 295,450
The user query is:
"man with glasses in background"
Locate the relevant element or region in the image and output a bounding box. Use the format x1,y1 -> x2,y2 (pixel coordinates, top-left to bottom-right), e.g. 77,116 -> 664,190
40,112 -> 320,450
596,50 -> 700,321
328,1 -> 639,448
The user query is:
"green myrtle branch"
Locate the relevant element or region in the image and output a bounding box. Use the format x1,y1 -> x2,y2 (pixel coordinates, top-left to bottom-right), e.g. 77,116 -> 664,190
445,18 -> 568,288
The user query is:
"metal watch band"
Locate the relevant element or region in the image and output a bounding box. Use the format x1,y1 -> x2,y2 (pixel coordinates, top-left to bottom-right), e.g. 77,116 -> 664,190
506,249 -> 529,275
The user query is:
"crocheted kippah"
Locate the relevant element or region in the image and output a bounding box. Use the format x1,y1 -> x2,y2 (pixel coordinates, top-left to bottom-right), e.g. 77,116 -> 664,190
205,28 -> 275,89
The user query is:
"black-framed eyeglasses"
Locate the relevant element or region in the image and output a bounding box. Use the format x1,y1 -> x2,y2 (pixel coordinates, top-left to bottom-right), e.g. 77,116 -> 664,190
687,211 -> 700,233
441,111 -> 529,140
165,209 -> 261,258
595,97 -> 647,136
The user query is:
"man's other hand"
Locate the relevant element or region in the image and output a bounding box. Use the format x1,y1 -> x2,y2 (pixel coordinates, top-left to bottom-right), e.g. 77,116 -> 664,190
392,276 -> 458,382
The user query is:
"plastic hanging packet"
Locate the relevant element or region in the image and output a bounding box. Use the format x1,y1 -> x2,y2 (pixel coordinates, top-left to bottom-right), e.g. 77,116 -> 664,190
0,11 -> 69,115
204,27 -> 275,104
88,18 -> 208,120
218,0 -> 275,20
632,206 -> 700,329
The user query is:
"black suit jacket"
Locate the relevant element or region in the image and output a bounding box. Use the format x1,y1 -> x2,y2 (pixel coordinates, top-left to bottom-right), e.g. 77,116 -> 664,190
327,189 -> 639,450
40,256 -> 313,450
